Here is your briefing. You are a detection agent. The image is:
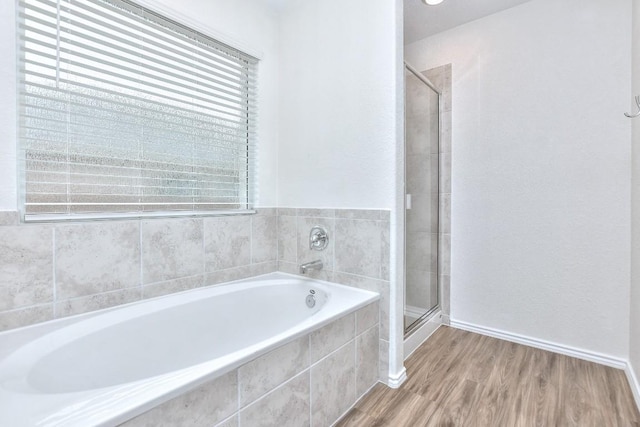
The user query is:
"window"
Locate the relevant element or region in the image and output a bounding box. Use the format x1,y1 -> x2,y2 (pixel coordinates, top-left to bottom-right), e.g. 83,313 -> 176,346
18,0 -> 258,221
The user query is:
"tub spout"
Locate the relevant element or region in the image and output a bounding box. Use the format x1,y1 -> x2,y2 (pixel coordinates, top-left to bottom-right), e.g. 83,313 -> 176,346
300,260 -> 323,274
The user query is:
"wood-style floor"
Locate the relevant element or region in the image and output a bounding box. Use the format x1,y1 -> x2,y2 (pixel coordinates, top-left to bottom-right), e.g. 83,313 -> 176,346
337,326 -> 640,427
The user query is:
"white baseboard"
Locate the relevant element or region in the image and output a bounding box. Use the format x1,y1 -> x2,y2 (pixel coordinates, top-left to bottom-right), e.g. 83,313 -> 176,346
450,319 -> 627,369
386,368 -> 407,389
626,362 -> 640,413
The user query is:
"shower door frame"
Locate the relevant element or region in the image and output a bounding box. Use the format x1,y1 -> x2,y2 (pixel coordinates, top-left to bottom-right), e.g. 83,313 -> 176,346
403,62 -> 442,337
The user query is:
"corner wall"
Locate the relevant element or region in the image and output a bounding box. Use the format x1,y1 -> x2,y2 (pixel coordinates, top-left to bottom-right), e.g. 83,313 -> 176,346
406,0 -> 632,360
629,0 -> 640,407
277,0 -> 403,385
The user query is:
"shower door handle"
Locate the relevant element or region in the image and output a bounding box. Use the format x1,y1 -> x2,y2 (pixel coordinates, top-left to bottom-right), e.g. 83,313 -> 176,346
406,194 -> 412,210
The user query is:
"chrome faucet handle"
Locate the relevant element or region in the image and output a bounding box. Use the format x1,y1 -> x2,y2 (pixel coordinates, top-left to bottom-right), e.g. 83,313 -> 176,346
309,226 -> 329,251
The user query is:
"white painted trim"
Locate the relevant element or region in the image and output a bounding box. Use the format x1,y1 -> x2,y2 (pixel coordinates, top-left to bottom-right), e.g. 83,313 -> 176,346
386,368 -> 407,389
404,311 -> 441,359
626,362 -> 640,413
450,319 -> 627,369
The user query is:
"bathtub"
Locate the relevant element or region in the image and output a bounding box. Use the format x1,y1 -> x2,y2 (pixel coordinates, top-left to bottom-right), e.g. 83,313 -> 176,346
0,272 -> 379,426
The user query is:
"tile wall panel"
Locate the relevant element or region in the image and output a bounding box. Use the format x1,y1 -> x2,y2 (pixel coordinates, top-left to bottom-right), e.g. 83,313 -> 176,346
276,208 -> 391,384
0,209 -> 278,332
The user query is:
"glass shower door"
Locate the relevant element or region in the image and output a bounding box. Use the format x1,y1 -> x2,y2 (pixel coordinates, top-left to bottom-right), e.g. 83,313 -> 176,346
404,65 -> 440,333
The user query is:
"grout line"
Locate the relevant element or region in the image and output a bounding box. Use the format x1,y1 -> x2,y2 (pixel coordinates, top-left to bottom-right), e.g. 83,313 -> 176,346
0,302 -> 53,315
310,335 -> 356,369
354,314 -> 358,399
357,321 -> 381,339
214,413 -> 238,427
52,226 -> 57,317
308,334 -> 312,426
275,210 -> 280,268
236,369 -> 241,422
139,220 -> 144,289
249,214 -> 254,266
201,217 -> 206,277
294,213 -> 298,266
308,367 -> 313,427
238,368 -> 310,413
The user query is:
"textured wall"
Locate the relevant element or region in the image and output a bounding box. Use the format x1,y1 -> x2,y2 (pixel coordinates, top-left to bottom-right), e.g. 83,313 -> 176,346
406,0 -> 632,358
276,0 -> 397,209
0,2 -> 16,210
630,0 -> 640,405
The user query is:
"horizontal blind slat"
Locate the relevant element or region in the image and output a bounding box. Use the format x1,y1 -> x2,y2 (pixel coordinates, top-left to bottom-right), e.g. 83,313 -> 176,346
21,49 -> 256,117
21,80 -> 257,134
22,112 -> 256,146
54,7 -> 256,80
61,0 -> 257,69
20,35 -> 257,97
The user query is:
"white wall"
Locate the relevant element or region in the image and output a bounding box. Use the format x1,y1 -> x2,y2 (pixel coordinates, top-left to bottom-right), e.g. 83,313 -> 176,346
0,2 -> 17,211
630,0 -> 640,401
406,0 -> 632,359
277,0 -> 397,209
0,0 -> 281,209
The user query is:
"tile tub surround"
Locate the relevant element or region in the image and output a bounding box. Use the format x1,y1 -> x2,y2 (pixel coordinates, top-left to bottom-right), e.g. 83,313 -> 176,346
121,302 -> 380,427
276,208 -> 391,382
0,209 -> 278,332
0,207 -> 391,390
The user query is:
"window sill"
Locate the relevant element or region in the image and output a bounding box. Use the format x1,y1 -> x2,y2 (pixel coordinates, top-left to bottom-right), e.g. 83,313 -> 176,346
23,210 -> 257,223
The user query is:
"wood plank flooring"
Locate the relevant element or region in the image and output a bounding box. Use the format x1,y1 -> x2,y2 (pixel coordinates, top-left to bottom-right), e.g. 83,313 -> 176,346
337,327 -> 640,427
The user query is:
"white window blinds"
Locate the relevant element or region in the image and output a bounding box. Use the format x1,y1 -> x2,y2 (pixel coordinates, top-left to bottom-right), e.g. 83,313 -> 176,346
18,0 -> 258,221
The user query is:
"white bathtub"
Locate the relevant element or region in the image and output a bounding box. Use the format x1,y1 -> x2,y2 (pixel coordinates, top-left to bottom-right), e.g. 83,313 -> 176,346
0,272 -> 379,426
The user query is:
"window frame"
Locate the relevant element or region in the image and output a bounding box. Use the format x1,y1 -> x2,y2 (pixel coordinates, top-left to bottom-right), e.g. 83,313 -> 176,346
17,0 -> 260,222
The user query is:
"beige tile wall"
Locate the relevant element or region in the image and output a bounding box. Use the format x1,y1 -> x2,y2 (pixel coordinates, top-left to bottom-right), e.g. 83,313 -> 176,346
0,207 -> 390,387
276,208 -> 391,382
0,209 -> 278,332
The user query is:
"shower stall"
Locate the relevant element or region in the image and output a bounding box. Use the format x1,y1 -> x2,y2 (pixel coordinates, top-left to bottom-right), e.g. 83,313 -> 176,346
404,63 -> 441,335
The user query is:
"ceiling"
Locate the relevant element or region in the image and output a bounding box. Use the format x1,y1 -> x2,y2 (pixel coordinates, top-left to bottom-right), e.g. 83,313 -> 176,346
404,0 -> 534,44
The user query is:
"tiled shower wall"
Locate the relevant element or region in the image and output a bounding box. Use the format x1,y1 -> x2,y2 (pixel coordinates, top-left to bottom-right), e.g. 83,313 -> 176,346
0,209 -> 278,332
424,64 -> 452,324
